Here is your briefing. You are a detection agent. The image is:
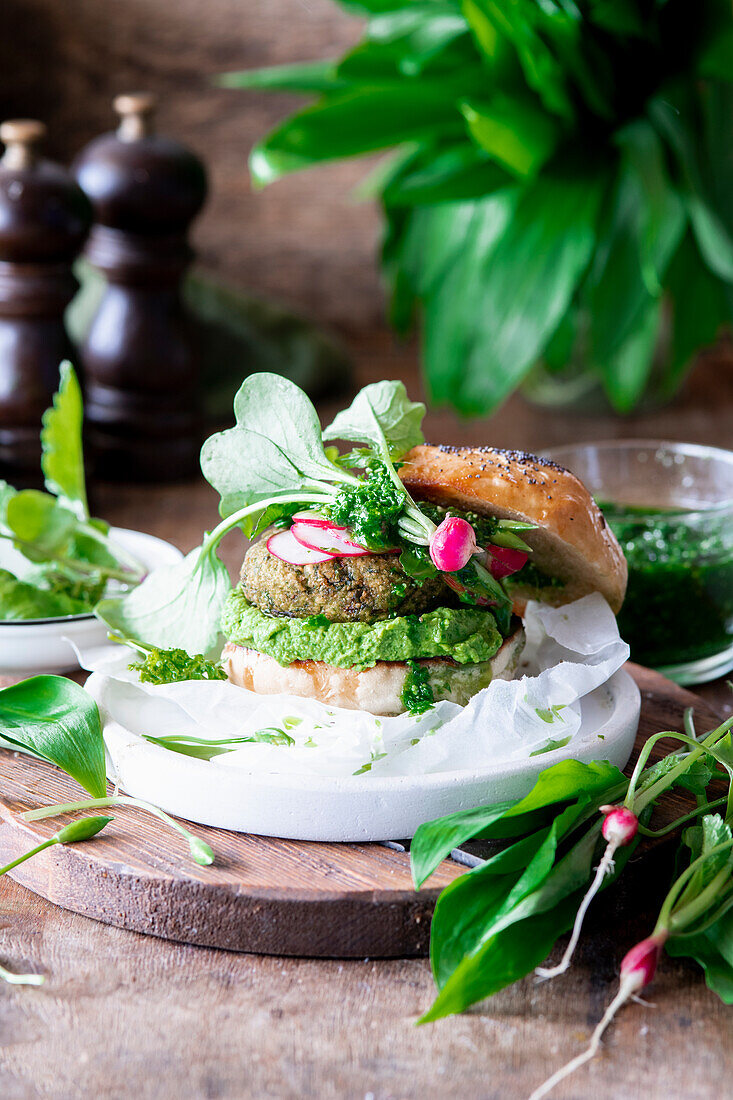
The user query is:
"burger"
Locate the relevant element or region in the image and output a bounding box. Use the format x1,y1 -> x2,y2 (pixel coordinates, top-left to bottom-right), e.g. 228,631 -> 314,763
219,443 -> 626,717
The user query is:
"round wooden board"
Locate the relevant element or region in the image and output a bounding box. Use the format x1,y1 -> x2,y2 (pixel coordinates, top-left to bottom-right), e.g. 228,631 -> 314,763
0,664 -> 721,959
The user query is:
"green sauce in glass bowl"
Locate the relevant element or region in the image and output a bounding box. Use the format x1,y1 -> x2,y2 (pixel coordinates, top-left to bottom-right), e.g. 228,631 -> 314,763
599,502 -> 733,672
542,441 -> 733,685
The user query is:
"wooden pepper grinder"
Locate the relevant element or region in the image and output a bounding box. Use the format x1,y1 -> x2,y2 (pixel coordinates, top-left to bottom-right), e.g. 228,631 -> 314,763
73,94 -> 207,481
0,120 -> 91,485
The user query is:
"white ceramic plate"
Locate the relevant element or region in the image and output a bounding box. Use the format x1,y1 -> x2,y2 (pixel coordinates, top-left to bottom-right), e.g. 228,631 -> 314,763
0,528 -> 183,675
99,667 -> 640,841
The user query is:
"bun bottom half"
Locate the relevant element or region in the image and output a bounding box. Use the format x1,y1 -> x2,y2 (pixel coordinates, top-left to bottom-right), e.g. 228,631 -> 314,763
222,626 -> 525,717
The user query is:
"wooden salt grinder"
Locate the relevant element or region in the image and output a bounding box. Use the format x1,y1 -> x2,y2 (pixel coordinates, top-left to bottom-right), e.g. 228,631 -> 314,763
0,120 -> 91,485
73,94 -> 207,481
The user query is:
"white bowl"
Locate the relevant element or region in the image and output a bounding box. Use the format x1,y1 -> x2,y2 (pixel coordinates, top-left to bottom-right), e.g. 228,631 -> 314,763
0,528 -> 183,676
96,668 -> 640,841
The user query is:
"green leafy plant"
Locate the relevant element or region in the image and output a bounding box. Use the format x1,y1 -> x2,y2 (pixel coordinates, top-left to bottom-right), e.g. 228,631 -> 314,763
22,798 -> 215,867
0,673 -> 215,863
0,362 -> 146,620
0,675 -> 108,797
411,708 -> 733,1094
225,0 -> 733,414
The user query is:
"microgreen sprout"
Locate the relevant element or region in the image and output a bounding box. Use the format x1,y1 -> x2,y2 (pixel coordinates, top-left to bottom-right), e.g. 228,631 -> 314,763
22,797 -> 214,867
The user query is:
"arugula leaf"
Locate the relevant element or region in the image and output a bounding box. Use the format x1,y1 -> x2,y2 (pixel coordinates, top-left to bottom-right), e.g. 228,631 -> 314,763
0,676 -> 106,797
200,372 -> 345,520
40,361 -> 89,520
323,379 -> 425,458
96,544 -> 231,659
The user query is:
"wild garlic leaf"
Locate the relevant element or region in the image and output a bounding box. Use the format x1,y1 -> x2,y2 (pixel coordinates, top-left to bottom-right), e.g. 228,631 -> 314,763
323,380 -> 425,459
200,372 -> 341,518
96,544 -> 230,659
683,814 -> 733,893
668,908 -> 733,1006
423,815 -> 640,1020
144,728 -> 295,760
0,676 -> 106,797
411,758 -> 624,887
40,362 -> 89,520
429,796 -> 594,985
424,806 -> 610,1019
423,898 -> 581,1021
529,735 -> 571,756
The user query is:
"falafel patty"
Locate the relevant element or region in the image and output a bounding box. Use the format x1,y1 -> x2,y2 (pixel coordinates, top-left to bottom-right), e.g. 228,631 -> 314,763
240,537 -> 450,623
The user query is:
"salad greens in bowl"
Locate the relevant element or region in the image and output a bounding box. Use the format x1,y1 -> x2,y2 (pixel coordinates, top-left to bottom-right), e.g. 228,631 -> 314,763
0,362 -> 148,624
0,362 -> 181,672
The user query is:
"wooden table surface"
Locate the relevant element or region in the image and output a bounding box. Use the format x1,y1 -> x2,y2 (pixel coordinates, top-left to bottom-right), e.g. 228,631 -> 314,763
2,339 -> 732,1100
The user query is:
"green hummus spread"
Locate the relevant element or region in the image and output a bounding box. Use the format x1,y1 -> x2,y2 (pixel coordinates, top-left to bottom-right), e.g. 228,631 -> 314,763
221,588 -> 502,670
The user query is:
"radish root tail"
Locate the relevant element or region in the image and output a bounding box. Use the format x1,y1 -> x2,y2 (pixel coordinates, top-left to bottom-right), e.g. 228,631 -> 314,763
535,842 -> 618,982
527,972 -> 640,1100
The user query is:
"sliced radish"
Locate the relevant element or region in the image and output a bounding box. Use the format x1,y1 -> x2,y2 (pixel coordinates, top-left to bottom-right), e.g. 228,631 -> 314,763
267,529 -> 334,565
291,521 -> 370,557
291,511 -> 337,528
487,545 -> 528,580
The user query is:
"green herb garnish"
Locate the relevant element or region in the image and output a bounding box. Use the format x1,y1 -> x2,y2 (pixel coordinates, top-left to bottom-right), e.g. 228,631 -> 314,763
401,659 -> 435,717
328,460 -> 405,550
143,727 -> 295,759
129,644 -> 227,685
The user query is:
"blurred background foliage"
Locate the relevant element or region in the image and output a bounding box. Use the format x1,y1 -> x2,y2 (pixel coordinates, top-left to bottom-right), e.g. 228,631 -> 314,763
224,0 -> 733,416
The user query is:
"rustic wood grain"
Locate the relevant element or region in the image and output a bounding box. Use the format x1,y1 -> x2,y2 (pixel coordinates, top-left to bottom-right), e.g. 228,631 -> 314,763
0,664 -> 719,963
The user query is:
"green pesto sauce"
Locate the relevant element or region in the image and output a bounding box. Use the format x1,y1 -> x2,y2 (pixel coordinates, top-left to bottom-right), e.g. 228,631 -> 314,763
400,660 -> 435,716
600,501 -> 733,668
221,588 -> 502,670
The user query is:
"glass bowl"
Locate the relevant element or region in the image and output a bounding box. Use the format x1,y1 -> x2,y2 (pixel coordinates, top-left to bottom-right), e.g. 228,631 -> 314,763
541,440 -> 733,685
